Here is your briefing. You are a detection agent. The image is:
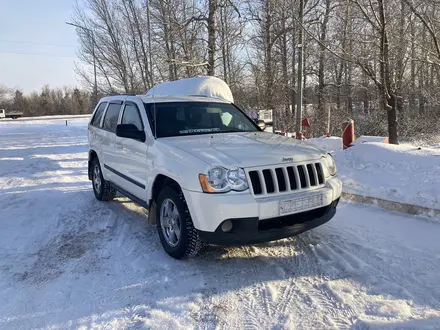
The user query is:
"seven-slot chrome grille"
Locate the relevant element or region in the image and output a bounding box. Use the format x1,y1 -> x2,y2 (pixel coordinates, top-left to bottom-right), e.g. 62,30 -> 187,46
247,162 -> 325,196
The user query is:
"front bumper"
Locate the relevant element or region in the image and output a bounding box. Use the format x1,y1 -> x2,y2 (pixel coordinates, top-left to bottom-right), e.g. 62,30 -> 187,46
197,199 -> 338,245
183,176 -> 342,233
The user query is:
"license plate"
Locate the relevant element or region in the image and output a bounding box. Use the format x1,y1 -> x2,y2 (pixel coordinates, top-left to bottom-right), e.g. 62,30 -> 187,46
279,194 -> 324,215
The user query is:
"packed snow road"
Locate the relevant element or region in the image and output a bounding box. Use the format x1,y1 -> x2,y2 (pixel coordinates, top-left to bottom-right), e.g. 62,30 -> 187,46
0,119 -> 439,329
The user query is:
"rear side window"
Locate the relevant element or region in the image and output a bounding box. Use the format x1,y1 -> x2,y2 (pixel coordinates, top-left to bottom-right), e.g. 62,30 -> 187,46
91,102 -> 107,127
103,103 -> 122,133
122,103 -> 143,131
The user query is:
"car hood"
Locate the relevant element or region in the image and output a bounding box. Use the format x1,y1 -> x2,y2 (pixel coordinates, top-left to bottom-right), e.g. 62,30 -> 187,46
159,132 -> 326,168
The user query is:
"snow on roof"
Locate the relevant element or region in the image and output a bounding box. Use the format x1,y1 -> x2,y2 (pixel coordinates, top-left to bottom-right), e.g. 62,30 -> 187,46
139,95 -> 230,104
145,76 -> 234,103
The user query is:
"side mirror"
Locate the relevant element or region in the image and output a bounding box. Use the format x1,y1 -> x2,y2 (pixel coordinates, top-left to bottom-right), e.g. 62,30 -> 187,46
257,119 -> 266,131
116,124 -> 146,142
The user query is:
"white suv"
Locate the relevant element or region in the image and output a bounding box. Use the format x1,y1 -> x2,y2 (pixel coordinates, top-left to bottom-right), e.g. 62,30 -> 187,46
88,80 -> 342,259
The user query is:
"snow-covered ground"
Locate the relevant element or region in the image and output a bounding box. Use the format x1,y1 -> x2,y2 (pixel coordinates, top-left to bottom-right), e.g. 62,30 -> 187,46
308,136 -> 440,212
0,114 -> 91,122
333,143 -> 440,211
308,136 -> 343,152
1,119 -> 440,329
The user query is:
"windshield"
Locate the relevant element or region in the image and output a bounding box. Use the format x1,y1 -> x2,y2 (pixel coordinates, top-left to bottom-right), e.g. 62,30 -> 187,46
145,102 -> 259,138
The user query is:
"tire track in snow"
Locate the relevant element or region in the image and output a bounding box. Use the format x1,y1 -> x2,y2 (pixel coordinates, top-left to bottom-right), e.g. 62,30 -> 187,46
323,235 -> 440,310
261,237 -> 316,319
229,235 -> 355,329
280,235 -> 359,329
239,246 -> 274,330
317,223 -> 440,306
235,233 -> 364,329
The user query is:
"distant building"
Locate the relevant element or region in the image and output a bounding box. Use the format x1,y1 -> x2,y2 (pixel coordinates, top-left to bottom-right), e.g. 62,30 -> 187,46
258,109 -> 273,125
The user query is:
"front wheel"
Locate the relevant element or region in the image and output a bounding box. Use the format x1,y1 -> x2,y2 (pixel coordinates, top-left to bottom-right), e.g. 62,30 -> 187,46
156,186 -> 204,259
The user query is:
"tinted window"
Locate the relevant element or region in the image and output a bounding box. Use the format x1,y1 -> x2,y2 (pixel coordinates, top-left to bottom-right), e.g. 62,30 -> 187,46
103,103 -> 122,132
122,104 -> 143,130
146,102 -> 258,138
91,102 -> 107,127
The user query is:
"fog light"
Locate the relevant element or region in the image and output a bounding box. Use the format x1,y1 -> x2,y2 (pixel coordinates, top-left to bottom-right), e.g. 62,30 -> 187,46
221,220 -> 233,233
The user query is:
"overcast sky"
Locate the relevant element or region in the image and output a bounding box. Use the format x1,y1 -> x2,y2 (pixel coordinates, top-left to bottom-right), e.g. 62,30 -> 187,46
0,0 -> 81,93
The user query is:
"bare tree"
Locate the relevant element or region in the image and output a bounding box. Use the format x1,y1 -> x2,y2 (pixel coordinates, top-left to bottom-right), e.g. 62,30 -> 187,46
69,0 -> 440,144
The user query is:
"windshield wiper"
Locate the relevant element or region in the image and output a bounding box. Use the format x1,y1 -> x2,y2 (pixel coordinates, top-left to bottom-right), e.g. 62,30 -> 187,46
216,129 -> 249,133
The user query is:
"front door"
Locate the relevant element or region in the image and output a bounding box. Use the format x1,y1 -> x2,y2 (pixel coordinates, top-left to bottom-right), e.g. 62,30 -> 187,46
112,101 -> 148,200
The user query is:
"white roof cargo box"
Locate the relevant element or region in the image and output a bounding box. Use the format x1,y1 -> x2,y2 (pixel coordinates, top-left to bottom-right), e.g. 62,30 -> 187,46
145,76 -> 234,103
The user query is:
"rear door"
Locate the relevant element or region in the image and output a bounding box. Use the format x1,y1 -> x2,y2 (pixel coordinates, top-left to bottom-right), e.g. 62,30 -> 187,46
89,101 -> 108,162
112,100 -> 148,199
100,101 -> 123,182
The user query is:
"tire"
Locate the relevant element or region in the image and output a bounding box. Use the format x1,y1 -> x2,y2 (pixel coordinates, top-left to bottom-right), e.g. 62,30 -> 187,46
91,158 -> 116,201
156,186 -> 204,259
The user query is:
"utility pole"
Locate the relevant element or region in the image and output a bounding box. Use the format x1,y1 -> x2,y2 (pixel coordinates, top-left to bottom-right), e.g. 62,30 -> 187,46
296,0 -> 304,139
66,22 -> 98,106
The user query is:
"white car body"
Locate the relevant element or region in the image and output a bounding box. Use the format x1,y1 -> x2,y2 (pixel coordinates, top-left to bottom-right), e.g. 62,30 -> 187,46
88,85 -> 341,257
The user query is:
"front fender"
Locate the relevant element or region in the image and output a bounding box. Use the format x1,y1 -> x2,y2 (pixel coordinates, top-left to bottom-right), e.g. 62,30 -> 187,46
146,142 -> 211,201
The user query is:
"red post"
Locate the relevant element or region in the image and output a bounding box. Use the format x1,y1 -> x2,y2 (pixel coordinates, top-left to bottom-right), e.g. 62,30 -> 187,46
342,119 -> 355,149
301,117 -> 311,139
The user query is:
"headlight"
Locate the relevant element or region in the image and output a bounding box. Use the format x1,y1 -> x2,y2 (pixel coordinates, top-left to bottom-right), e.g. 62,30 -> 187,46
227,167 -> 248,191
199,167 -> 249,193
322,153 -> 337,177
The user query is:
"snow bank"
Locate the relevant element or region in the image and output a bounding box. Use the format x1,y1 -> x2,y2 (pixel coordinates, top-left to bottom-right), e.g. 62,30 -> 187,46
146,76 -> 234,103
351,135 -> 388,145
334,143 -> 440,210
308,136 -> 342,152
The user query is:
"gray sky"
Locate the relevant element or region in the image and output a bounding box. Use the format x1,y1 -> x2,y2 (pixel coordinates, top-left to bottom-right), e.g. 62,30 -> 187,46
0,0 -> 81,93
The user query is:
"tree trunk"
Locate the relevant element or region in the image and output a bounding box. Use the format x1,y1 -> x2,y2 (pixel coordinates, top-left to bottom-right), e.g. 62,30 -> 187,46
388,94 -> 398,144
158,0 -> 175,80
281,3 -> 289,127
396,0 -> 405,118
264,0 -> 273,116
220,5 -> 228,82
290,0 -> 297,123
409,18 -> 416,112
317,0 -> 331,135
379,0 -> 398,144
207,0 -> 217,76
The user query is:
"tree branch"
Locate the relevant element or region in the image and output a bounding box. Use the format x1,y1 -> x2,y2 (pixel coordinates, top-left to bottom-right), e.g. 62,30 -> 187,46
403,0 -> 440,59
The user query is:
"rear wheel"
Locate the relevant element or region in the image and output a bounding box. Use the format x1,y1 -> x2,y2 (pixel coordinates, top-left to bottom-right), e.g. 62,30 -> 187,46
156,186 -> 203,259
91,158 -> 116,201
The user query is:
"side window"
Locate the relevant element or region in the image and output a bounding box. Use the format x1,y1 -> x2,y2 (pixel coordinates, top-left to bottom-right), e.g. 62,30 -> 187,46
103,103 -> 122,133
91,102 -> 107,127
121,103 -> 143,130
